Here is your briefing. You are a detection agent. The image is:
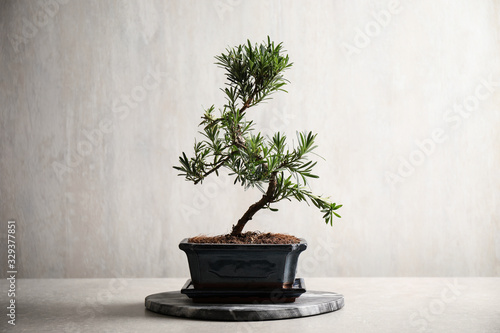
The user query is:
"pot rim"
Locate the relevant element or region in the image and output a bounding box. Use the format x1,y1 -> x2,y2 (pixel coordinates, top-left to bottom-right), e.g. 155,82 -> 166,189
179,237 -> 307,250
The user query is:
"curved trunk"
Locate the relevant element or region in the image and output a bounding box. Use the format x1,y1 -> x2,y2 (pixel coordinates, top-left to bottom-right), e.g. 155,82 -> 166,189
230,173 -> 277,236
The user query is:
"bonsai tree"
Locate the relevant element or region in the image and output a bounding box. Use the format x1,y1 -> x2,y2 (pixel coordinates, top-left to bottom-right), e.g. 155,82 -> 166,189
174,37 -> 342,237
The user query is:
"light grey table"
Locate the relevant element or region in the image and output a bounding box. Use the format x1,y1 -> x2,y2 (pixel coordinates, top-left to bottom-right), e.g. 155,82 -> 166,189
1,278 -> 499,332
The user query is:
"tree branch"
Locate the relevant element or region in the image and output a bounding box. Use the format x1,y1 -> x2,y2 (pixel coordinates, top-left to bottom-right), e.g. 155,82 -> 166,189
230,172 -> 277,236
193,156 -> 230,185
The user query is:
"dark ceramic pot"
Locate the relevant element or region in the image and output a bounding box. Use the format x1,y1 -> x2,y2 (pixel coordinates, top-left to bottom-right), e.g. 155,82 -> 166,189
179,238 -> 307,290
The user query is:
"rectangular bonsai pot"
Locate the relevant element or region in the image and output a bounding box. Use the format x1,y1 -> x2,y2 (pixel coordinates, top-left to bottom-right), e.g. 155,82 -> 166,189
179,238 -> 307,290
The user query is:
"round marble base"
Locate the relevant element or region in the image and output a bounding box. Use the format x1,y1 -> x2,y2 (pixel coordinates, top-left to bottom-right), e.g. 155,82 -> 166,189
145,290 -> 344,321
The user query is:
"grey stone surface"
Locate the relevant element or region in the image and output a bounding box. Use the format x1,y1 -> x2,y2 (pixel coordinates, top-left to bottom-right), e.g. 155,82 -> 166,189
145,290 -> 344,321
3,278 -> 500,332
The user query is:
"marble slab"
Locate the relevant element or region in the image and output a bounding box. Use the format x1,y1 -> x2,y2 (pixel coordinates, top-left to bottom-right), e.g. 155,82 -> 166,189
145,290 -> 344,321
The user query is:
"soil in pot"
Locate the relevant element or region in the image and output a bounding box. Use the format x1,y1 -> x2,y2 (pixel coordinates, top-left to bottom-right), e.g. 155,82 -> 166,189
188,231 -> 301,244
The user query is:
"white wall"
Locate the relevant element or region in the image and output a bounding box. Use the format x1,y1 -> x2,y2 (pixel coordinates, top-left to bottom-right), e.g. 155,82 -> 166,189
1,0 -> 499,278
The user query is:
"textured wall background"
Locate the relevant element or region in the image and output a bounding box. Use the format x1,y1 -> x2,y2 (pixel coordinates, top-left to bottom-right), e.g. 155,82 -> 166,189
1,0 -> 499,278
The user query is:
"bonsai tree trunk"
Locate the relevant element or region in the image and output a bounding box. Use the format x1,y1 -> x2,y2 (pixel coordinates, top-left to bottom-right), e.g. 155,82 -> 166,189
230,173 -> 277,236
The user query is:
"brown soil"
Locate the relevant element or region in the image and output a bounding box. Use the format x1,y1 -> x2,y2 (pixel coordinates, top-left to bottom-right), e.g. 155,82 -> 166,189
188,231 -> 301,244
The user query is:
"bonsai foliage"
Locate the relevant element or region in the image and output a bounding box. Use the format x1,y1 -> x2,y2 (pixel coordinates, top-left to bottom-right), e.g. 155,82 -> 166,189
174,37 -> 342,236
